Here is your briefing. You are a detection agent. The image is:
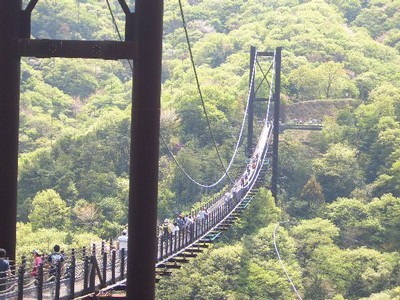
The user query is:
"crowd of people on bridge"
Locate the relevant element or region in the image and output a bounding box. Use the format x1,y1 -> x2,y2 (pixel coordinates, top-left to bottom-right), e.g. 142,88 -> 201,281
157,152 -> 260,240
159,208 -> 209,237
0,150 -> 263,293
0,244 -> 66,293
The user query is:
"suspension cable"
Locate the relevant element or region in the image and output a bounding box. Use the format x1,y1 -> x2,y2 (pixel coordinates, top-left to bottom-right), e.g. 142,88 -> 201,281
177,0 -> 234,184
273,223 -> 303,300
104,0 -> 274,189
161,53 -> 259,188
104,0 -> 231,187
105,0 -> 134,71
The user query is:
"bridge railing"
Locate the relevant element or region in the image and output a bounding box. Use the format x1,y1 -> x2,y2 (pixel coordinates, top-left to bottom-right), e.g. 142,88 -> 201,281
0,242 -> 128,300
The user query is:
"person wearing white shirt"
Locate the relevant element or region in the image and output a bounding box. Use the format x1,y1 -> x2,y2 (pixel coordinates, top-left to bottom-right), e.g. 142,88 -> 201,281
117,230 -> 128,257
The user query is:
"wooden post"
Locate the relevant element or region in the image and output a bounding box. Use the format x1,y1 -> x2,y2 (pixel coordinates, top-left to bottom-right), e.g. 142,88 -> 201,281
69,249 -> 76,299
37,263 -> 43,300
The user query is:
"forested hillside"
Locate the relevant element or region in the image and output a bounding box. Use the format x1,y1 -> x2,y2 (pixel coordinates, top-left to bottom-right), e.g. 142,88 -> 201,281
17,0 -> 400,298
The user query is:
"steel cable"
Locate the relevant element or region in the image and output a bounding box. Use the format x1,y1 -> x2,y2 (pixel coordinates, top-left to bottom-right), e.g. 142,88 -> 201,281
177,0 -> 234,184
273,223 -> 303,300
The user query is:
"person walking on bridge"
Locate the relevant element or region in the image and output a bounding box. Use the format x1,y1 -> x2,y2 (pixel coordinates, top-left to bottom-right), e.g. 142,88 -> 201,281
47,245 -> 64,279
30,250 -> 42,278
197,207 -> 208,220
0,248 -> 10,291
117,230 -> 128,258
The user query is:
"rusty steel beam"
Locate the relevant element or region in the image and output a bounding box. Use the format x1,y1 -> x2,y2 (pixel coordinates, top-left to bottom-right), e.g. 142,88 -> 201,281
18,39 -> 136,59
0,0 -> 21,262
127,0 -> 163,298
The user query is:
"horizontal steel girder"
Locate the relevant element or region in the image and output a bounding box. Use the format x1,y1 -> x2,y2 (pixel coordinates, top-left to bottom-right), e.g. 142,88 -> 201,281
18,39 -> 136,60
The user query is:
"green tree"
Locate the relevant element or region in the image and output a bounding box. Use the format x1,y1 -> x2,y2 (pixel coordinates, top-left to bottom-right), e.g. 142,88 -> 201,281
313,143 -> 364,202
279,138 -> 313,215
29,189 -> 70,230
288,64 -> 321,100
327,0 -> 361,22
240,224 -> 303,299
156,244 -> 243,299
234,188 -> 281,237
299,176 -> 325,217
325,197 -> 382,248
317,62 -> 355,99
98,220 -> 122,241
310,246 -> 400,298
367,194 -> 400,250
292,218 -> 339,265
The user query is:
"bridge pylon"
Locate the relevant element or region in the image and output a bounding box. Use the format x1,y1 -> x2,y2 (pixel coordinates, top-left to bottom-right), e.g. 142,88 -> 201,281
246,46 -> 282,202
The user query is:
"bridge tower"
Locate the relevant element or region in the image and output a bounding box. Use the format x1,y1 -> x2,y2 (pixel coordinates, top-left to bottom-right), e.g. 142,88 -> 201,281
0,0 -> 162,298
247,46 -> 281,202
271,47 -> 282,201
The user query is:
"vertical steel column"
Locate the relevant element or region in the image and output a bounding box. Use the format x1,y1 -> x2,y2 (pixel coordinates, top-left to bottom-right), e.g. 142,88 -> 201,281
247,46 -> 256,157
0,0 -> 21,261
127,0 -> 163,298
271,47 -> 282,202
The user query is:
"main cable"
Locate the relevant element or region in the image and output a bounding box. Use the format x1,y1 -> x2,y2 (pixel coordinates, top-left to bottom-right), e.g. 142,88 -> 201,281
177,0 -> 234,184
161,54 -> 258,188
273,223 -> 303,300
104,0 -> 273,189
104,0 -> 221,188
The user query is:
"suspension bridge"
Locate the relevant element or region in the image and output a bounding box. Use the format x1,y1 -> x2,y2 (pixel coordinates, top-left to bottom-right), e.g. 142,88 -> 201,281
0,43 -> 280,298
0,0 -> 282,298
0,103 -> 275,300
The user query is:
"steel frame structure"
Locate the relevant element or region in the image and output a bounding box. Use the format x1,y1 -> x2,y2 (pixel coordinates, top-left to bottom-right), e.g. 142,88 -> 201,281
0,0 -> 163,298
247,46 -> 281,202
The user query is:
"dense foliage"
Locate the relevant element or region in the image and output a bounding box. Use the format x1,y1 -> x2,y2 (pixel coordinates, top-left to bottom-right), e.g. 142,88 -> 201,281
15,0 -> 400,298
